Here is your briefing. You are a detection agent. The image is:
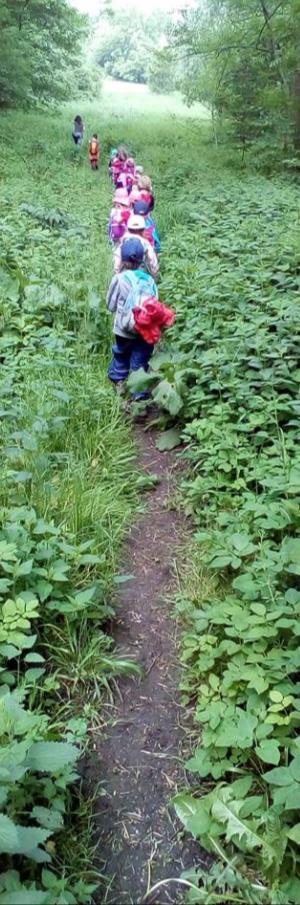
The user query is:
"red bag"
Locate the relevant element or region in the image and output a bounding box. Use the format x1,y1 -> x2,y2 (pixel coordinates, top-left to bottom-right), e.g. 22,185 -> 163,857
133,298 -> 175,344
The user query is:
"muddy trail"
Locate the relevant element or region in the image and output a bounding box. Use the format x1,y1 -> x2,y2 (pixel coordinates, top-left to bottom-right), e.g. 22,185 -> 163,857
90,427 -> 202,905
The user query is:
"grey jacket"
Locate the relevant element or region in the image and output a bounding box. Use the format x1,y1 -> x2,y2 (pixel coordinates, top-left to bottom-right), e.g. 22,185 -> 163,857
106,272 -> 135,338
107,269 -> 158,339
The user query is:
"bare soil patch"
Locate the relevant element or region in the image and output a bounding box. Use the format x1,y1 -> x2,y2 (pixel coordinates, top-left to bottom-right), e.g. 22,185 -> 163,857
90,427 -> 203,904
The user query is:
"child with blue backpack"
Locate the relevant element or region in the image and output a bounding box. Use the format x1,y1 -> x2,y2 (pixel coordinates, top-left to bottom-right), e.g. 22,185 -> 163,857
133,200 -> 161,253
106,238 -> 157,397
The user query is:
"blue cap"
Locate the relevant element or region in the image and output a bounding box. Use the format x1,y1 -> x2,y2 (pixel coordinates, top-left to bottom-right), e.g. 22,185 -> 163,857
133,200 -> 150,216
121,237 -> 144,264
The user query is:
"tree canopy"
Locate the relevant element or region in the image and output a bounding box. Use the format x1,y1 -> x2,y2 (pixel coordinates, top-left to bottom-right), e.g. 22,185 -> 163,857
171,0 -> 300,155
91,7 -> 176,89
0,0 -> 89,107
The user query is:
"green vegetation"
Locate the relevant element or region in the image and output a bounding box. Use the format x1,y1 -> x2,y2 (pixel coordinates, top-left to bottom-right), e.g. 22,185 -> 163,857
90,4 -> 179,93
129,103 -> 300,901
0,100 -> 139,901
170,0 -> 300,165
2,41 -> 300,900
0,0 -> 101,109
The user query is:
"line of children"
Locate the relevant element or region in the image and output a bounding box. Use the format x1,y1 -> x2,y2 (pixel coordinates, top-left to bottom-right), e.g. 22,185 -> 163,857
106,146 -> 175,404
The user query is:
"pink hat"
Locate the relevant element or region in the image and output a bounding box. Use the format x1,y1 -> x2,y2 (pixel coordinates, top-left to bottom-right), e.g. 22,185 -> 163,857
113,189 -> 131,207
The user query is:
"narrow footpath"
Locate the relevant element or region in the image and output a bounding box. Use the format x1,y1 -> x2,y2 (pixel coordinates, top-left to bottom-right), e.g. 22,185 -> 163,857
91,427 -> 202,905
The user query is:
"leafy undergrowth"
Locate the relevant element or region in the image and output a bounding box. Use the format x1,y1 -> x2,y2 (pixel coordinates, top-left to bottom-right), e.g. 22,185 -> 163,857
131,161 -> 300,899
0,107 -> 138,902
2,83 -> 300,903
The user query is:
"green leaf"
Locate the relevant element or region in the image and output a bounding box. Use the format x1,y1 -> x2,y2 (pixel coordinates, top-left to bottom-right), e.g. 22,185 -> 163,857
25,668 -> 45,683
14,560 -> 33,577
257,739 -> 281,765
232,575 -> 258,598
284,787 -> 300,811
31,806 -> 64,830
270,690 -> 283,703
287,823 -> 300,845
41,869 -> 58,888
0,814 -> 50,861
209,555 -> 233,569
127,368 -> 156,392
0,542 -> 17,562
74,586 -> 96,605
153,379 -> 183,416
24,653 -> 45,663
211,797 -> 264,850
156,427 -> 182,451
263,766 -> 293,786
290,755 -> 300,782
25,741 -> 79,773
230,776 -> 254,798
173,793 -> 211,836
282,879 -> 300,904
0,892 -> 47,905
230,533 -> 256,555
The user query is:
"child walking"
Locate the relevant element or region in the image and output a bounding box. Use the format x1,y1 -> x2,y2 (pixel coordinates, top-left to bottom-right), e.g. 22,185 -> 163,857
107,238 -> 157,398
111,146 -> 128,186
113,214 -> 159,278
133,200 -> 161,253
88,134 -> 100,170
108,190 -> 132,244
130,175 -> 155,211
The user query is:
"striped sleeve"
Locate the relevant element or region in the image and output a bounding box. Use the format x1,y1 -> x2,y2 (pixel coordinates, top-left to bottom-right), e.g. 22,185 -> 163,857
106,274 -> 120,313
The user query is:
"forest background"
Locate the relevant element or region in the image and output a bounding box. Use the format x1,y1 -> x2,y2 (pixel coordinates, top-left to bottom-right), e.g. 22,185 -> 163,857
1,0 -> 300,165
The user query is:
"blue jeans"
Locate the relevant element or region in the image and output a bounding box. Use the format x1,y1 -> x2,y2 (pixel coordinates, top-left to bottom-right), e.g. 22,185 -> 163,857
108,335 -> 154,399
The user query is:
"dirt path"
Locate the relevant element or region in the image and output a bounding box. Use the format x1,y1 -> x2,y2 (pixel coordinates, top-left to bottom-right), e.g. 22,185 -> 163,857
92,428 -> 202,905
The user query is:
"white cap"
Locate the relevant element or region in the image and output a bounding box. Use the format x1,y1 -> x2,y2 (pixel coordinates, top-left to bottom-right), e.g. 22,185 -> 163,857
128,214 -> 145,231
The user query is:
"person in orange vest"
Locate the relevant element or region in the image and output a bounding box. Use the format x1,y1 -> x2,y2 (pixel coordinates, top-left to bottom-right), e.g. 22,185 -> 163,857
88,134 -> 100,170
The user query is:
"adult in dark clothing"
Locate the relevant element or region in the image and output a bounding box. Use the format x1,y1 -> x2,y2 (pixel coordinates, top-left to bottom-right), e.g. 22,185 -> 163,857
72,115 -> 84,146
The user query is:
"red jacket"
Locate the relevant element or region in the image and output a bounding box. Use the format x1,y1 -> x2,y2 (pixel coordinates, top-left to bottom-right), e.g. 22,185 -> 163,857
133,298 -> 175,345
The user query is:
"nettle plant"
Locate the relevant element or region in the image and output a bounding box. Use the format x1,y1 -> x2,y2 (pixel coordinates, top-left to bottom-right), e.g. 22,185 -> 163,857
0,205 -> 121,896
0,504 -> 104,895
147,176 -> 300,900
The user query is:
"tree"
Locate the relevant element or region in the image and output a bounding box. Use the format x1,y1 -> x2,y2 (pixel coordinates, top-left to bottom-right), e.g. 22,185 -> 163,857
92,10 -> 151,83
172,0 -> 300,154
0,0 -> 89,107
148,48 -> 177,94
92,6 -> 175,87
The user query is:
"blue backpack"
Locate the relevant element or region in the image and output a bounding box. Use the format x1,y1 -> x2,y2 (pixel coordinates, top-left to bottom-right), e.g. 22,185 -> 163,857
119,269 -> 158,334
